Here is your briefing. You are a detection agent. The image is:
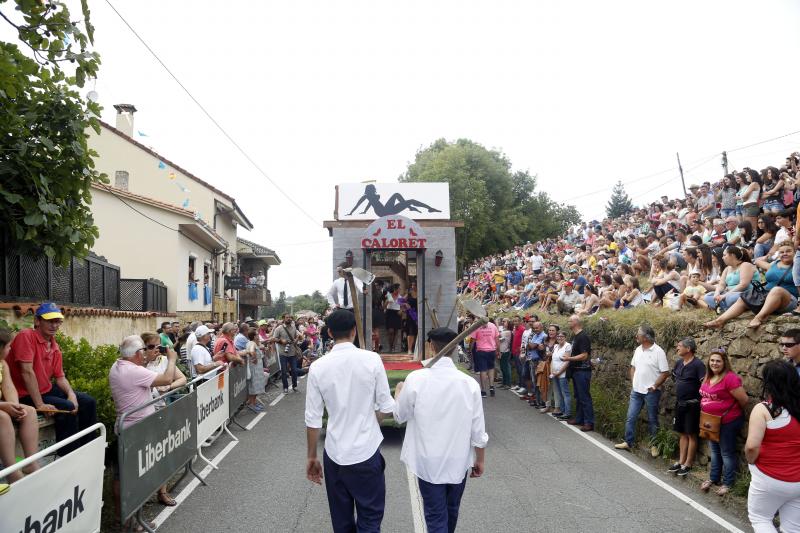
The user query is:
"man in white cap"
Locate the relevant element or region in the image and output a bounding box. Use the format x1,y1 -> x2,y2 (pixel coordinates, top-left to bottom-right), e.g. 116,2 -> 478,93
394,327 -> 489,533
190,325 -> 223,380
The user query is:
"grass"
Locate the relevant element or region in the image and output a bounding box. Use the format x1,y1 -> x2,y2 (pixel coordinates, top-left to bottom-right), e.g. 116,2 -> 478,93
732,468 -> 751,497
650,426 -> 679,459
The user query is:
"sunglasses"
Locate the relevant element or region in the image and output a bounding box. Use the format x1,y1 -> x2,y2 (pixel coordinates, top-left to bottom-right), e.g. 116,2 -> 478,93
146,344 -> 158,350
779,342 -> 799,348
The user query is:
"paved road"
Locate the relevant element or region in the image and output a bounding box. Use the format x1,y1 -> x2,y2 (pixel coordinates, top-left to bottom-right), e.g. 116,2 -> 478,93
155,375 -> 751,533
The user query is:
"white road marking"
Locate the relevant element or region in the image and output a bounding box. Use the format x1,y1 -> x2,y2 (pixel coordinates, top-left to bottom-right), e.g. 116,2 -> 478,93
561,423 -> 745,533
153,440 -> 238,529
245,412 -> 266,430
405,465 -> 427,533
269,393 -> 286,407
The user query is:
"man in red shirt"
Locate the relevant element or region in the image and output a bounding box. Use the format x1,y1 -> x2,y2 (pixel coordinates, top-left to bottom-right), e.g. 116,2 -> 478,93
7,302 -> 97,456
510,317 -> 527,393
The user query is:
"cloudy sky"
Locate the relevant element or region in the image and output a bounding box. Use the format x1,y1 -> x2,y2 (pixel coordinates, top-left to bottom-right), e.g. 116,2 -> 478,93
24,1 -> 800,295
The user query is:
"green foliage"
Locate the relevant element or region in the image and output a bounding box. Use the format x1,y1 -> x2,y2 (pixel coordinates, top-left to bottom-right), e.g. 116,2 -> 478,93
400,139 -> 581,265
606,181 -> 634,219
589,377 -> 630,441
57,333 -> 118,438
262,291 -> 287,318
290,290 -> 329,315
650,426 -> 679,459
731,468 -> 751,497
0,0 -> 106,265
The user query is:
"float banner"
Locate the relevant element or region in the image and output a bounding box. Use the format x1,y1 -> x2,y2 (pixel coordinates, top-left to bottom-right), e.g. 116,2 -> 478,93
228,362 -> 248,413
196,369 -> 229,446
1,433 -> 105,533
119,392 -> 197,520
337,182 -> 450,220
361,215 -> 427,250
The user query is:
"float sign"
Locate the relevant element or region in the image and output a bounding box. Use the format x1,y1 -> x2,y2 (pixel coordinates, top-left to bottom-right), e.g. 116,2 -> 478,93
361,215 -> 427,250
196,369 -> 230,445
338,183 -> 450,220
1,431 -> 106,533
119,391 -> 197,520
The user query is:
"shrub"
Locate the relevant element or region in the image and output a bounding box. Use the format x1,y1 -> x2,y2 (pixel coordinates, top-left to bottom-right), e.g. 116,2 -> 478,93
650,426 -> 679,459
57,334 -> 118,439
589,376 -> 630,442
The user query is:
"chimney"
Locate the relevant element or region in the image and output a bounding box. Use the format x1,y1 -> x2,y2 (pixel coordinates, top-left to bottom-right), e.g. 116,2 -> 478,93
113,104 -> 137,137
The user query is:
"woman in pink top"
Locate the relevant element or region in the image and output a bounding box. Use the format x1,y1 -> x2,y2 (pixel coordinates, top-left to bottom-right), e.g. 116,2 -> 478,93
472,320 -> 499,398
745,360 -> 800,533
699,348 -> 748,495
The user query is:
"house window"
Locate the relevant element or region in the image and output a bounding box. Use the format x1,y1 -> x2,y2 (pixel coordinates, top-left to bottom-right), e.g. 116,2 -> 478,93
115,170 -> 129,190
188,256 -> 196,282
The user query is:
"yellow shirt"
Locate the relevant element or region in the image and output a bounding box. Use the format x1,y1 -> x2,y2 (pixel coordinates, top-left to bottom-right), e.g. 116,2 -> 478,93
492,270 -> 506,283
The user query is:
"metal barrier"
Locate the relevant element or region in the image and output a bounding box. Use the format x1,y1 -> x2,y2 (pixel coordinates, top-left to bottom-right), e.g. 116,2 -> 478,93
0,423 -> 106,533
115,363 -> 251,532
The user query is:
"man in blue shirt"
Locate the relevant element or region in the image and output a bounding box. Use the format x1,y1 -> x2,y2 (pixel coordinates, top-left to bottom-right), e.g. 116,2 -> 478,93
234,322 -> 249,351
525,322 -> 547,408
780,328 -> 800,377
506,266 -> 523,288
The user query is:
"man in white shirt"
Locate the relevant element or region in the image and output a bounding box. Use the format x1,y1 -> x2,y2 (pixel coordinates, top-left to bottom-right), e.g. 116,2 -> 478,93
394,328 -> 488,533
326,263 -> 365,311
190,325 -> 223,380
530,252 -> 544,275
615,324 -> 670,456
305,310 -> 395,533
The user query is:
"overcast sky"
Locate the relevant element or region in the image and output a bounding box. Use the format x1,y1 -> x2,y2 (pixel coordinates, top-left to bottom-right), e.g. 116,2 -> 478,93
19,1 -> 800,295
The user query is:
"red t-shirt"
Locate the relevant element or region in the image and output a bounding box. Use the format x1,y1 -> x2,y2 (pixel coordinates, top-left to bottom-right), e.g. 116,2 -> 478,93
699,371 -> 743,424
213,336 -> 236,362
7,328 -> 65,398
756,410 -> 800,482
511,325 -> 526,356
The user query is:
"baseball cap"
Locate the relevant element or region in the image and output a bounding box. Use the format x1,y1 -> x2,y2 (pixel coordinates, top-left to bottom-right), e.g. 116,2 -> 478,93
35,302 -> 64,320
689,184 -> 699,189
195,325 -> 212,337
564,281 -> 574,287
427,327 -> 458,344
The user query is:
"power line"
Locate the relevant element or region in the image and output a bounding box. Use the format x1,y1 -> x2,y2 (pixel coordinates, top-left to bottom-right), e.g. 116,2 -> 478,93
726,129 -> 800,154
103,0 -> 321,229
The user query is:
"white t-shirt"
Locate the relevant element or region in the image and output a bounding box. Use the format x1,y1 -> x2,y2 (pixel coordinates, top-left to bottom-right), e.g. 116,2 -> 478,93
191,343 -> 213,378
630,343 -> 669,394
531,254 -> 544,270
146,355 -> 169,408
551,342 -> 572,375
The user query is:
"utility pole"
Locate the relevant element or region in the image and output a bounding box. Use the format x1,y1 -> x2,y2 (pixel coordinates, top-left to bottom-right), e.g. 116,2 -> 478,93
676,152 -> 687,198
721,151 -> 729,175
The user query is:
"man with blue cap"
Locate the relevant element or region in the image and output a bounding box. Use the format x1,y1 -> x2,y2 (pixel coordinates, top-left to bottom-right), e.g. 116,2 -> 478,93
393,327 -> 489,533
7,302 -> 97,455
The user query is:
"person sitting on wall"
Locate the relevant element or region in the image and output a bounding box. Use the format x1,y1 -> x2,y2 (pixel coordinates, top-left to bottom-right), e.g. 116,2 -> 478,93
6,302 -> 97,456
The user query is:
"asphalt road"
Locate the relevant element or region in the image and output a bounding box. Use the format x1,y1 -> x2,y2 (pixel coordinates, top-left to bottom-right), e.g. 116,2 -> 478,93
154,375 -> 752,533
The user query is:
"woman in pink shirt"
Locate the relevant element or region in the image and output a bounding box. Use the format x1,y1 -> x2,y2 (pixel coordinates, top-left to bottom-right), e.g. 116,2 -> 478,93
699,349 -> 748,495
472,320 -> 499,398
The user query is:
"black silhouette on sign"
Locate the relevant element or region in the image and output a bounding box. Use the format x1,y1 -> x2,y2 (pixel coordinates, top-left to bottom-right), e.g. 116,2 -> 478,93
346,184 -> 442,217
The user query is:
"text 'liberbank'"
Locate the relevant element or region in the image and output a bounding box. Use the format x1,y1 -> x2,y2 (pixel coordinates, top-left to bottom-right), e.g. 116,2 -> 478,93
137,419 -> 192,476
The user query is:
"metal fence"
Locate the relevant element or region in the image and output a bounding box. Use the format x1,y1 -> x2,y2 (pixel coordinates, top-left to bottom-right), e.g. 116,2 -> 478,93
120,278 -> 168,313
0,246 -> 121,309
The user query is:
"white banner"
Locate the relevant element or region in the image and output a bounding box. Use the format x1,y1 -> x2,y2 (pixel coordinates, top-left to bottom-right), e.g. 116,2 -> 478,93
0,433 -> 105,533
337,183 -> 450,220
196,369 -> 229,445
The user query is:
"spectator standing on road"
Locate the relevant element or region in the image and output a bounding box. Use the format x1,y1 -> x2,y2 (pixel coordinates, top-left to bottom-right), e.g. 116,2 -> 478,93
498,319 -> 513,389
304,310 -> 396,533
141,333 -> 186,408
190,325 -> 223,380
524,321 -> 547,408
615,324 -> 669,456
472,318 -> 500,398
699,348 -> 748,496
668,338 -> 705,477
244,329 -> 266,412
393,327 -> 488,533
510,317 -> 526,393
0,328 -> 39,484
213,322 -> 246,365
7,302 -> 97,456
549,331 -> 572,420
745,360 -> 800,532
234,323 -> 249,351
159,322 -> 174,349
563,315 -> 594,432
274,314 -> 302,394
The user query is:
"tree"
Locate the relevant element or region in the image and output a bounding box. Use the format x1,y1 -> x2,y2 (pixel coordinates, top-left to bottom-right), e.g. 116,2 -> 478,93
606,181 -> 634,219
262,291 -> 287,319
400,139 -> 580,265
0,0 -> 104,265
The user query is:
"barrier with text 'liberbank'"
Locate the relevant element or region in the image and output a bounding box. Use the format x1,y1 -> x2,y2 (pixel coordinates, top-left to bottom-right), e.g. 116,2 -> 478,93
119,391 -> 198,521
196,370 -> 229,446
0,423 -> 106,533
228,362 -> 248,416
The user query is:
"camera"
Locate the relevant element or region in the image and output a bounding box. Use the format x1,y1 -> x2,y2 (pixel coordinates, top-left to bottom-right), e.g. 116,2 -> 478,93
284,343 -> 290,354
158,345 -> 167,355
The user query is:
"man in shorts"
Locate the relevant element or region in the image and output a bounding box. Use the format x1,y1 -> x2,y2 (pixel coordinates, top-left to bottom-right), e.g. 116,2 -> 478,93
668,337 -> 706,476
471,319 -> 499,398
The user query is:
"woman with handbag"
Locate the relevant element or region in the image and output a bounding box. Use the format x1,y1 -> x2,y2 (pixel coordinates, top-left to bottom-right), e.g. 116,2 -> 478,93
698,348 -> 748,496
703,241 -> 798,329
745,359 -> 800,532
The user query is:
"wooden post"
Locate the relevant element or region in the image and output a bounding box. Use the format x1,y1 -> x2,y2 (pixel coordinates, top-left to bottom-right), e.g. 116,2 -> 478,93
344,273 -> 365,348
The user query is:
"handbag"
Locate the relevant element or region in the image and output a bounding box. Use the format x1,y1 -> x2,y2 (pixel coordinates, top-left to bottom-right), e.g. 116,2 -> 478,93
699,403 -> 735,442
741,265 -> 790,314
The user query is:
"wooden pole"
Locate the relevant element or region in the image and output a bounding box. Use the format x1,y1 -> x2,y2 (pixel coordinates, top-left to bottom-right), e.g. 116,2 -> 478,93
676,152 -> 687,198
425,316 -> 488,368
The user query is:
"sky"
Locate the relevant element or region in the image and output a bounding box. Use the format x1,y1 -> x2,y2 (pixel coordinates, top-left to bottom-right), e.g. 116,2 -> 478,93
7,1 -> 800,296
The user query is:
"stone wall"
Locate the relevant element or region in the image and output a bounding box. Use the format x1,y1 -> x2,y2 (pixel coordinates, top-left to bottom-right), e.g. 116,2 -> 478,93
589,315 -> 795,465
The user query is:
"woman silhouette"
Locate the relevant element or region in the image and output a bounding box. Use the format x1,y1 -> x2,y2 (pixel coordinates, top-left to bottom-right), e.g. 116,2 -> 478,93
347,184 -> 442,216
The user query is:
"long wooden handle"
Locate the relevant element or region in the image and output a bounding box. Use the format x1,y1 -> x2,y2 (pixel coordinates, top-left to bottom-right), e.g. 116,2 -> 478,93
345,274 -> 365,349
426,317 -> 489,368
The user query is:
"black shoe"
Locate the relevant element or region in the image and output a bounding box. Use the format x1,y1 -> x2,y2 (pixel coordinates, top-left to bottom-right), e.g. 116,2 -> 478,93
489,387 -> 495,397
283,388 -> 288,394
677,466 -> 691,477
481,390 -> 487,398
556,414 -> 572,421
667,463 -> 681,474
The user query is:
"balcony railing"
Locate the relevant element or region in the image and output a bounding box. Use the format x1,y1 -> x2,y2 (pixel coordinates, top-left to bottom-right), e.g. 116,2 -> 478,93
120,278 -> 167,313
239,287 -> 271,306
